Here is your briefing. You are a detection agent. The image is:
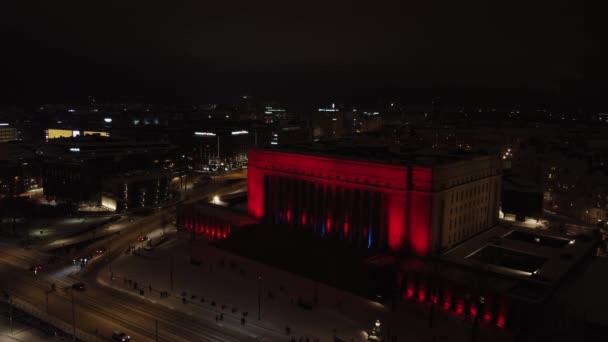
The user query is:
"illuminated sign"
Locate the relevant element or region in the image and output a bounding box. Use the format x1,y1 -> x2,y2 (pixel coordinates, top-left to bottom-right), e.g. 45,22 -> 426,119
72,130 -> 80,137
69,147 -> 80,152
0,123 -> 8,126
231,130 -> 248,135
104,118 -> 112,123
194,132 -> 216,136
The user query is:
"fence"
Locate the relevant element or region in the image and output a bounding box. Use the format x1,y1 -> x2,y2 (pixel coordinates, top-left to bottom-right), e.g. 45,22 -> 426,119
2,296 -> 98,342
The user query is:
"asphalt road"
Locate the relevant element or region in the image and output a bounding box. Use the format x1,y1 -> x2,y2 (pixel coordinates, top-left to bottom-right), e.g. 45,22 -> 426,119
0,174 -> 275,342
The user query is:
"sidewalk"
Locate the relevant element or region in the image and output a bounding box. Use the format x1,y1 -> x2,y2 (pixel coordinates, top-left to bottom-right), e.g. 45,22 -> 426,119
100,232 -> 513,342
0,309 -> 62,342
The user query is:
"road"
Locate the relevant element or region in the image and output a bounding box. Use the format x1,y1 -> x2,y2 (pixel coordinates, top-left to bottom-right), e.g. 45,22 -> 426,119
0,173 -> 273,342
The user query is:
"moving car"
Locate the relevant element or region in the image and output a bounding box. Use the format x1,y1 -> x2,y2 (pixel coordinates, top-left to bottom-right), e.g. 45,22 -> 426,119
95,247 -> 107,255
73,254 -> 93,266
30,265 -> 43,275
72,283 -> 86,291
112,331 -> 131,341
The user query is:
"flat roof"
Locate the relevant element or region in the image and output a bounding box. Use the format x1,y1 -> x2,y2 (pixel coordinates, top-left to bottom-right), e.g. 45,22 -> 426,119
553,257 -> 608,327
270,142 -> 494,167
102,169 -> 172,184
183,201 -> 259,227
441,225 -> 598,288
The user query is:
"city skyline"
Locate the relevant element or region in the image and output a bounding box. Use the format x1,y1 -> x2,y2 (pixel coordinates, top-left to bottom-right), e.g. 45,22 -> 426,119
1,2 -> 606,342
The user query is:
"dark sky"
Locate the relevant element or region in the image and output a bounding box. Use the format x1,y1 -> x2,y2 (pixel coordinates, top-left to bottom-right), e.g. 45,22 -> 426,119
0,1 -> 599,105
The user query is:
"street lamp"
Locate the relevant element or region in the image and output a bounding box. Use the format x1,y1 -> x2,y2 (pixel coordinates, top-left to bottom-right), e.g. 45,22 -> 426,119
257,275 -> 262,320
429,287 -> 438,328
71,290 -> 76,341
471,296 -> 485,342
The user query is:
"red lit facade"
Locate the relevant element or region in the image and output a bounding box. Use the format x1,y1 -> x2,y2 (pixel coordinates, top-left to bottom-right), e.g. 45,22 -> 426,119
179,205 -> 233,240
248,148 -> 501,256
248,148 -> 436,255
177,202 -> 258,240
400,269 -> 511,328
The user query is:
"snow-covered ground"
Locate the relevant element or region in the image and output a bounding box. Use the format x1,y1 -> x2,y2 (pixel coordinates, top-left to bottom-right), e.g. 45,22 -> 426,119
0,320 -> 55,342
0,306 -> 67,342
100,230 -> 512,342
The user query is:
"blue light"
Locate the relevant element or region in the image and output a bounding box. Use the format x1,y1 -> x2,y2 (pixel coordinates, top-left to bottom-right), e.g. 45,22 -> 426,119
367,227 -> 372,249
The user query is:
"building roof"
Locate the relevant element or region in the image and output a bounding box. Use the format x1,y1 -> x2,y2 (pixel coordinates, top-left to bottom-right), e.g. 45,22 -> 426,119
440,224 -> 599,302
183,201 -> 259,227
270,142 -> 495,167
0,142 -> 37,162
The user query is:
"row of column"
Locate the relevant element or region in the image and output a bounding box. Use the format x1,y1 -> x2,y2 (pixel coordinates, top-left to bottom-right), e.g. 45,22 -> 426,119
401,272 -> 508,328
179,208 -> 232,240
263,175 -> 388,249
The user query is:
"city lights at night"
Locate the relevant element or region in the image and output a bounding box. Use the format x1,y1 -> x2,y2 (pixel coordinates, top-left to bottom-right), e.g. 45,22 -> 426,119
0,2 -> 603,342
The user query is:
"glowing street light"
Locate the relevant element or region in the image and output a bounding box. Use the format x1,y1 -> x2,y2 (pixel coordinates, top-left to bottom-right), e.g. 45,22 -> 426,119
211,195 -> 226,205
368,319 -> 383,341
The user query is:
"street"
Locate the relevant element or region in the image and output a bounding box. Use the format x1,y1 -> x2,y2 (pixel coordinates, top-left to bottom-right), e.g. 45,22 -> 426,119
0,173 -> 267,342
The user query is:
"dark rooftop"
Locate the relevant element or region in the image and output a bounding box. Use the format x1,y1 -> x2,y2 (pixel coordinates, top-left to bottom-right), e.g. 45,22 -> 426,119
272,140 -> 494,167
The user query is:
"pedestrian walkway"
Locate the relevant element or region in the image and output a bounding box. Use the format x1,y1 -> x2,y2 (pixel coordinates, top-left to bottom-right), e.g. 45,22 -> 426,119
101,233 -> 513,342
0,316 -> 56,342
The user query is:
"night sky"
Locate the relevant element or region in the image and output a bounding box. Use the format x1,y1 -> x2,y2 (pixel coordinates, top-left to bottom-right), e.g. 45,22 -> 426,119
1,1 -> 599,105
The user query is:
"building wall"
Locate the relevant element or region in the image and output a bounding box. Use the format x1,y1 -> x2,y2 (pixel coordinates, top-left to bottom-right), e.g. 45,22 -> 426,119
248,149 -> 501,256
247,148 -> 427,253
0,127 -> 17,143
177,204 -> 232,240
248,150 -> 500,255
43,162 -> 100,202
103,174 -> 171,211
400,270 -> 510,329
433,158 -> 502,250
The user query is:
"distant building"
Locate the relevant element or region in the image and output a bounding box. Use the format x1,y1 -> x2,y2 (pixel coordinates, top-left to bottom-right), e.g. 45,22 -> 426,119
42,136 -> 179,203
0,123 -> 18,142
0,143 -> 41,197
101,169 -> 171,211
192,128 -> 255,172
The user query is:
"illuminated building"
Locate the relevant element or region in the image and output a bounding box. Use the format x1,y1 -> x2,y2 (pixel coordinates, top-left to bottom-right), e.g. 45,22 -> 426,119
192,128 -> 254,172
46,128 -> 109,141
0,123 -> 18,142
247,145 -> 502,256
101,169 -> 171,211
177,202 -> 258,240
